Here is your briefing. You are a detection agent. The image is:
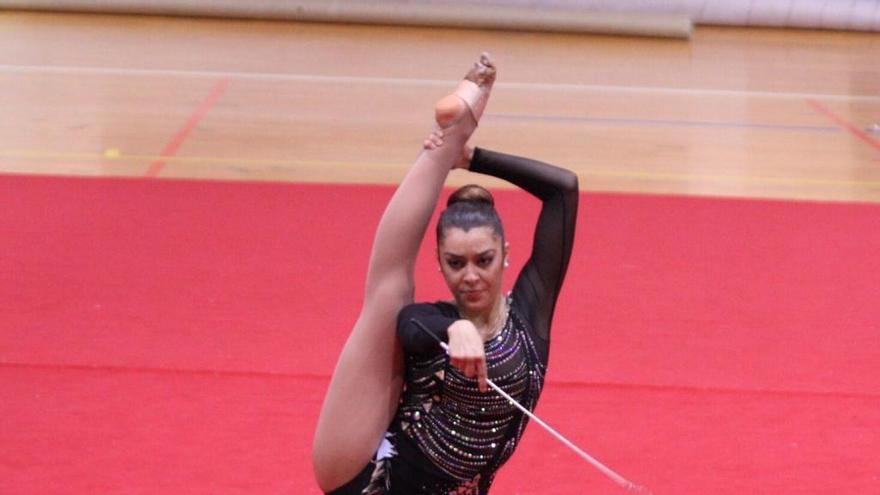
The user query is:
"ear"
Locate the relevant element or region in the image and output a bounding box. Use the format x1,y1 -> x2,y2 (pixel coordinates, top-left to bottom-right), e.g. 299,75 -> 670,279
503,241 -> 510,267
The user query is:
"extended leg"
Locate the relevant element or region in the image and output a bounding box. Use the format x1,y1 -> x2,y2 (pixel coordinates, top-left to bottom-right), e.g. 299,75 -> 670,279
312,54 -> 496,492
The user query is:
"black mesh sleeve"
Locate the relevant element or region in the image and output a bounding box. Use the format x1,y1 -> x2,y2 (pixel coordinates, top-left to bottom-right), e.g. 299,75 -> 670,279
469,148 -> 579,341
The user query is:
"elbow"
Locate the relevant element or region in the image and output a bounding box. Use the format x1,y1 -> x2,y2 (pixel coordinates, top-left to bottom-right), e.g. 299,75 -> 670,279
561,170 -> 579,194
541,169 -> 578,204
553,170 -> 579,205
561,171 -> 579,211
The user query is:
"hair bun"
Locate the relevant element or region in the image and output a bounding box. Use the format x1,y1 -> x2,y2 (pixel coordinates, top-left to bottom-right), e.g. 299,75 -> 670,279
447,184 -> 494,208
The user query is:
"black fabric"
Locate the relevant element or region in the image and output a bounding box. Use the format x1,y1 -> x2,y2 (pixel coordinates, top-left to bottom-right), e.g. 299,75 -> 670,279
396,302 -> 458,356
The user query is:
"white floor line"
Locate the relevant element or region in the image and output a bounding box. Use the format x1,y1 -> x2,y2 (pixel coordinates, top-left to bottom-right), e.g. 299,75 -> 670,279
1,64 -> 878,103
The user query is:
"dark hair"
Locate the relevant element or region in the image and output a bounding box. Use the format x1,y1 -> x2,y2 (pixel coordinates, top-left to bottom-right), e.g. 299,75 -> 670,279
436,184 -> 505,243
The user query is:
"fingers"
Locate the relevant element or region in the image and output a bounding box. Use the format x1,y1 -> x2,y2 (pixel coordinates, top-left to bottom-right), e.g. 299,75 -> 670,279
423,130 -> 470,170
421,129 -> 470,171
476,359 -> 488,392
449,352 -> 488,392
422,128 -> 445,150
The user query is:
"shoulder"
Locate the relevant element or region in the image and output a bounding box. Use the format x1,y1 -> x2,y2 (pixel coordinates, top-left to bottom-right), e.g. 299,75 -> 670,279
507,291 -> 527,319
398,300 -> 459,319
507,290 -> 541,334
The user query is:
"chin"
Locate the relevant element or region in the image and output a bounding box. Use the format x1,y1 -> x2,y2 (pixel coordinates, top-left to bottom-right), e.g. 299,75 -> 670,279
461,300 -> 485,310
459,295 -> 491,312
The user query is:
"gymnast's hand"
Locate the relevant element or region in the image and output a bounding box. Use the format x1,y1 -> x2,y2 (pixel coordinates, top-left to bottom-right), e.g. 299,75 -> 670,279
447,319 -> 488,392
422,129 -> 473,170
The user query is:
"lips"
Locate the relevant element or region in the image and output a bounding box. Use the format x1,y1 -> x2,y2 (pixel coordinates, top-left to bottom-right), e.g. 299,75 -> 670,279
462,289 -> 485,302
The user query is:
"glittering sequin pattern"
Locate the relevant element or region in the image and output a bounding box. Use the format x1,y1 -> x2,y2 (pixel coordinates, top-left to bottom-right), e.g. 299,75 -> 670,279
395,295 -> 546,493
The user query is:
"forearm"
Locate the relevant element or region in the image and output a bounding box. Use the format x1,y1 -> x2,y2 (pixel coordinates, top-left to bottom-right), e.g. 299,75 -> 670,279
397,304 -> 457,355
468,148 -> 579,202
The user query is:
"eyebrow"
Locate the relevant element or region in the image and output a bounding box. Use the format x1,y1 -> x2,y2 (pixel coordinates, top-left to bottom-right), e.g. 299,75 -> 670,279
443,249 -> 496,258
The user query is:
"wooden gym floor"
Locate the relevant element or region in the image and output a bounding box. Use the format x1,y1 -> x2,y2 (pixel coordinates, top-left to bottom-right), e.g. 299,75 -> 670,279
1,10 -> 878,202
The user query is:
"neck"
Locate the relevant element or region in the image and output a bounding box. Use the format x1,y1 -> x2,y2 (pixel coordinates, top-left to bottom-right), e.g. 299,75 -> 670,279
460,294 -> 507,340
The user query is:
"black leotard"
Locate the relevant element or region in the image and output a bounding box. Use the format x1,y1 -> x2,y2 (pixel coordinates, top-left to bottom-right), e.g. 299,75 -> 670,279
328,148 -> 578,495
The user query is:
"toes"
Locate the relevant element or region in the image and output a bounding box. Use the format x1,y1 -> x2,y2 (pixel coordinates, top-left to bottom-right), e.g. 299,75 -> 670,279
473,53 -> 496,84
480,52 -> 493,68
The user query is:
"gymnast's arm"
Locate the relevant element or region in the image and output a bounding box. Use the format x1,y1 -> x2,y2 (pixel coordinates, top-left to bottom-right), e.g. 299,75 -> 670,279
397,302 -> 489,390
468,147 -> 579,340
396,303 -> 457,356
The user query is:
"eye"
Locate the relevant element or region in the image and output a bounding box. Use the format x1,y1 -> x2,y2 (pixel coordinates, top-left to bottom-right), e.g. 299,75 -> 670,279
478,256 -> 494,267
446,258 -> 464,269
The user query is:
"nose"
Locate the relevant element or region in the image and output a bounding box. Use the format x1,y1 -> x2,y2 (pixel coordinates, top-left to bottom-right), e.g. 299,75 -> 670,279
463,265 -> 480,284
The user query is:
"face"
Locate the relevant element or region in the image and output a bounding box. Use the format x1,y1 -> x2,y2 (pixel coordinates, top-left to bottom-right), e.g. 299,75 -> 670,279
438,226 -> 508,316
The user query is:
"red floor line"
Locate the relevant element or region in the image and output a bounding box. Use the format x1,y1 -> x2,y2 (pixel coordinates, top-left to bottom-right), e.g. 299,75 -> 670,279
145,78 -> 229,178
805,98 -> 880,154
2,361 -> 876,401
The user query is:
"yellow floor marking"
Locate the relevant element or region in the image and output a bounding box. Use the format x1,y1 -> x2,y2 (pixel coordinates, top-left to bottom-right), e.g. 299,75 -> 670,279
2,149 -> 879,190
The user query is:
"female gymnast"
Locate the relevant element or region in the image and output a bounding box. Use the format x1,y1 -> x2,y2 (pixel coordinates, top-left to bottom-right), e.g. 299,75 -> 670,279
313,54 -> 579,494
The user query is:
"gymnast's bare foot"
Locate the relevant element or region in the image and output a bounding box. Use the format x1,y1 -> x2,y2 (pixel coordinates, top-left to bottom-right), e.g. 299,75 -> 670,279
435,52 -> 497,128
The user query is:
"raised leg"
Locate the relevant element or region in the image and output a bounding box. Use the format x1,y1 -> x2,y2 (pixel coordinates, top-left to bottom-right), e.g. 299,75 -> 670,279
312,54 -> 496,492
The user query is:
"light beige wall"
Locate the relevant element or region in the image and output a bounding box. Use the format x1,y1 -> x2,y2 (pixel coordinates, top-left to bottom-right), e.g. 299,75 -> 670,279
0,1 -> 694,38
3,0 -> 877,34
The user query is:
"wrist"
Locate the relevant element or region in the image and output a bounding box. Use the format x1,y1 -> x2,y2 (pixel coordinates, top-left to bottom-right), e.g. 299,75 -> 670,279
463,146 -> 474,170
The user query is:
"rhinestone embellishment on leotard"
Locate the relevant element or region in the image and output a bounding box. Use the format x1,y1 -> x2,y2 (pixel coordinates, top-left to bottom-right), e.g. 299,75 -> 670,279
397,295 -> 546,485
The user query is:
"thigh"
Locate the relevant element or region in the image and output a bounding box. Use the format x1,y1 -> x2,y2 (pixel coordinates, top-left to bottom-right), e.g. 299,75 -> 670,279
313,309 -> 405,491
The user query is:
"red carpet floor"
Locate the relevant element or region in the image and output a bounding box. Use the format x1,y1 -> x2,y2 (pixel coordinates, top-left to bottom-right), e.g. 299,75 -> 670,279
1,173 -> 878,494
